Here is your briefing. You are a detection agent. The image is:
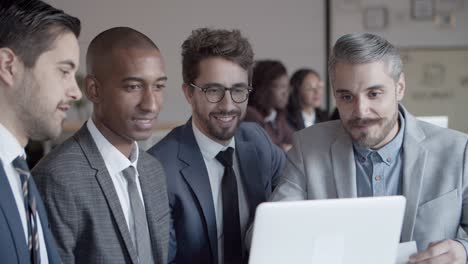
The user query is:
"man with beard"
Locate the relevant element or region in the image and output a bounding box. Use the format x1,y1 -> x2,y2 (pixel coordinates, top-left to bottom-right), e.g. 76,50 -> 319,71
148,28 -> 285,264
0,1 -> 81,263
33,27 -> 169,264
270,33 -> 468,264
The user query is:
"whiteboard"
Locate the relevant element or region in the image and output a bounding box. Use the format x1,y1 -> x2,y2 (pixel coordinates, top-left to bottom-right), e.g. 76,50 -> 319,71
400,47 -> 468,133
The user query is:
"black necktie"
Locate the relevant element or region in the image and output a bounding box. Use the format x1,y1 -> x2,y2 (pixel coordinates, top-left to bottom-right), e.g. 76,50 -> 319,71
215,147 -> 242,263
13,156 -> 40,264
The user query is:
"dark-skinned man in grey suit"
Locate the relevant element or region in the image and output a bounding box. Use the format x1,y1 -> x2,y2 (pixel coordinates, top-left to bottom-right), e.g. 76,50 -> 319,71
33,27 -> 169,264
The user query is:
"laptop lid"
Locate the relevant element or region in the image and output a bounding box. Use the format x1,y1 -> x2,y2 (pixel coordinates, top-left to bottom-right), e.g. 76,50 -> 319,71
249,196 -> 406,264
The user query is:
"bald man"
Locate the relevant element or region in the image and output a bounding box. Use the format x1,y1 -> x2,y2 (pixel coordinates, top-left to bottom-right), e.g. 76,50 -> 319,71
33,27 -> 169,264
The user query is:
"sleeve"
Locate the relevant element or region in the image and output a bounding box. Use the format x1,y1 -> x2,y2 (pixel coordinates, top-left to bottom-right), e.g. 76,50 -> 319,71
456,139 -> 468,261
269,131 -> 308,202
167,194 -> 177,264
33,167 -> 79,264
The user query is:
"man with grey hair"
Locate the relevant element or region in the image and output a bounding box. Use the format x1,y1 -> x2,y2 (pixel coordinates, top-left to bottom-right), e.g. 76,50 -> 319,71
270,33 -> 468,263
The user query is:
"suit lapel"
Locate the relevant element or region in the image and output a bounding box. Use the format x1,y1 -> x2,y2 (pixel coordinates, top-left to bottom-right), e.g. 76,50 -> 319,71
74,126 -> 139,264
178,121 -> 218,262
0,165 -> 29,263
331,128 -> 358,198
138,154 -> 168,264
235,137 -> 265,218
400,109 -> 427,242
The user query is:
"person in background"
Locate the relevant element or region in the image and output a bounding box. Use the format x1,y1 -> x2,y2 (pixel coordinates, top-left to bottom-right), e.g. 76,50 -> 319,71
287,68 -> 329,131
0,0 -> 82,263
245,60 -> 294,151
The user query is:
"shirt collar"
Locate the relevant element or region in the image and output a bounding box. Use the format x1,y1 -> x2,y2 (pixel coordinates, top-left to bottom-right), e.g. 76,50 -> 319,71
353,111 -> 405,165
264,109 -> 277,123
192,119 -> 235,161
302,110 -> 316,123
87,119 -> 139,175
0,123 -> 26,165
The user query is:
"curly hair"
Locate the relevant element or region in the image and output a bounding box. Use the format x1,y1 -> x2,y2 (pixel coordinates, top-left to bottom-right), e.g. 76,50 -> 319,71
248,60 -> 287,115
181,27 -> 254,85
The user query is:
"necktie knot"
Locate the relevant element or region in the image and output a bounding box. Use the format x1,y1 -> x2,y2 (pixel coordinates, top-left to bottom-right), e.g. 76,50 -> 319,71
216,147 -> 234,168
13,156 -> 30,175
122,166 -> 137,184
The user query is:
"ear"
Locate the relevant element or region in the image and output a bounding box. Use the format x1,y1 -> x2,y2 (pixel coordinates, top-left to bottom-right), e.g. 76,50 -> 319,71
85,75 -> 103,103
0,48 -> 19,87
182,83 -> 194,105
396,72 -> 406,101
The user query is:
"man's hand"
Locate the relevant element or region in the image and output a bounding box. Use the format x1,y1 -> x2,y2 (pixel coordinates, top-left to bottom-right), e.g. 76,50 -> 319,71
408,239 -> 466,264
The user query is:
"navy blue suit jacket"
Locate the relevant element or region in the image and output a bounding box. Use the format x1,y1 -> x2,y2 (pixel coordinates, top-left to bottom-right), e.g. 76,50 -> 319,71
0,164 -> 61,264
147,120 -> 286,264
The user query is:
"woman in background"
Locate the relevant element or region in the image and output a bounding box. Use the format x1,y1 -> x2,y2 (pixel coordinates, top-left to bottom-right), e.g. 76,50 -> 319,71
287,68 -> 329,131
245,60 -> 294,151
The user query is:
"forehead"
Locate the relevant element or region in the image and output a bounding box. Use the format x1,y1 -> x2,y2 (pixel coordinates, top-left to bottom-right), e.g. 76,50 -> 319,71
196,57 -> 248,84
303,73 -> 321,84
34,32 -> 80,68
333,61 -> 394,91
107,48 -> 166,78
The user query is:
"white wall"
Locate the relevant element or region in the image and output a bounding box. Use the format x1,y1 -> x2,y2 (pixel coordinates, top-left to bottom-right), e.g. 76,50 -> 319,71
330,0 -> 468,129
46,0 -> 326,124
332,0 -> 468,46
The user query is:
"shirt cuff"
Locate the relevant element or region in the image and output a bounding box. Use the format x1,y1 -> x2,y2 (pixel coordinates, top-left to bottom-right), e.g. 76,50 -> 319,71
454,238 -> 468,262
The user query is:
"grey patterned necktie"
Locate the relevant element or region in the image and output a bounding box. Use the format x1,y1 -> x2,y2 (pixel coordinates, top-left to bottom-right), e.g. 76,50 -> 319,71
13,156 -> 41,264
122,166 -> 154,264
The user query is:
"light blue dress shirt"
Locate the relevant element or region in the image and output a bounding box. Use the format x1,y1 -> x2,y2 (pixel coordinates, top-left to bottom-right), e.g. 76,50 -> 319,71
354,112 -> 405,197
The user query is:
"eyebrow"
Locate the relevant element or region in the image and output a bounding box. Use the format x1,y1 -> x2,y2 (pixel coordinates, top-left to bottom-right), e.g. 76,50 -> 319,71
335,85 -> 385,94
58,60 -> 77,69
366,85 -> 385,91
121,76 -> 168,83
201,82 -> 248,87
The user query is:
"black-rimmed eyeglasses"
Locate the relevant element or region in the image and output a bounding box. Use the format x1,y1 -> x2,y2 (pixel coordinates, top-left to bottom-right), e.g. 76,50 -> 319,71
189,83 -> 252,103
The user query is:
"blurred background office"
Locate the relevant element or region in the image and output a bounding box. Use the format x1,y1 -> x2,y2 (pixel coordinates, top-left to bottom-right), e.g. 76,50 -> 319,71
29,0 -> 468,165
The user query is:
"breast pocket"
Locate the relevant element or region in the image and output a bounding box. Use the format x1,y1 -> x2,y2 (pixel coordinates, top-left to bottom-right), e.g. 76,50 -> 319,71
413,189 -> 459,250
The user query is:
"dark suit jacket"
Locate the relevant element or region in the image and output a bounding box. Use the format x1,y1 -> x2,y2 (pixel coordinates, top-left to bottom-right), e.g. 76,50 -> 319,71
0,164 -> 61,264
147,120 -> 286,264
32,125 -> 170,264
287,108 -> 329,131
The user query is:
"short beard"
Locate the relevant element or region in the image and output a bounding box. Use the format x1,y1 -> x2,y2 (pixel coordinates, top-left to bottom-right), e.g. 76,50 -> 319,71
206,110 -> 241,141
15,71 -> 61,141
349,110 -> 398,148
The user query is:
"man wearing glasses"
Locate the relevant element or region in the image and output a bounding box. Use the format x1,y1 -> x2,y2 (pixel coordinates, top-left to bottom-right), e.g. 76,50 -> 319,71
148,28 -> 286,264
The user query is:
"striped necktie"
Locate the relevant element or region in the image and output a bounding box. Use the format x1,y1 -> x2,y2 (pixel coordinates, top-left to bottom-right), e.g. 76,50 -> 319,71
13,156 -> 41,264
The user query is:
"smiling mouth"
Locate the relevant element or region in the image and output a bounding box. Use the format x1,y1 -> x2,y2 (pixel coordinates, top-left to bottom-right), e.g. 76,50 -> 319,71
214,115 -> 236,122
57,105 -> 70,112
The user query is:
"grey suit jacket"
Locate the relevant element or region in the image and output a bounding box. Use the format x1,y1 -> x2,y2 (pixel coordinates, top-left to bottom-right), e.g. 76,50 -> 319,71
271,106 -> 468,251
32,125 -> 170,264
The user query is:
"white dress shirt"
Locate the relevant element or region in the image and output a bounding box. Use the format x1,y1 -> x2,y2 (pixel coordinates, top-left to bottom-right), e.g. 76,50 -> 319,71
87,119 -> 146,234
301,110 -> 317,128
192,120 -> 249,264
0,123 -> 49,263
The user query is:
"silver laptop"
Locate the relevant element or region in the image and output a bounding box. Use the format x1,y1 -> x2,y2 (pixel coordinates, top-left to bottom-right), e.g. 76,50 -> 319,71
249,196 -> 406,264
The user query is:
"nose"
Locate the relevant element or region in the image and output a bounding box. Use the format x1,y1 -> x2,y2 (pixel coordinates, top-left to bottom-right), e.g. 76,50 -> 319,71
217,89 -> 237,110
68,78 -> 82,101
139,87 -> 161,113
353,96 -> 370,118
